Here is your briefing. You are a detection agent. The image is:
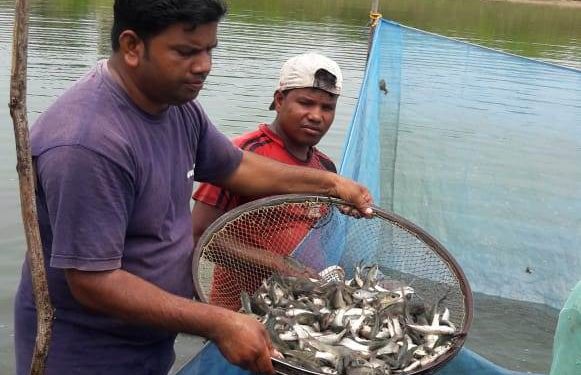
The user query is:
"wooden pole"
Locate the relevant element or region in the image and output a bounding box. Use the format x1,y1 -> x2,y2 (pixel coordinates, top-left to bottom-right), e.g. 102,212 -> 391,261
371,0 -> 379,15
9,0 -> 54,374
367,0 -> 381,62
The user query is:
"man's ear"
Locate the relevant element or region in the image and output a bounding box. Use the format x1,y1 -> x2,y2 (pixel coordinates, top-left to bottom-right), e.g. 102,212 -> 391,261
273,90 -> 285,112
117,30 -> 145,68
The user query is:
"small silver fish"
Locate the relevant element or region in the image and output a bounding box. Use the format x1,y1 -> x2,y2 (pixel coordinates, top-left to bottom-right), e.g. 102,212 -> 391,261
407,323 -> 455,336
315,328 -> 347,345
338,338 -> 371,356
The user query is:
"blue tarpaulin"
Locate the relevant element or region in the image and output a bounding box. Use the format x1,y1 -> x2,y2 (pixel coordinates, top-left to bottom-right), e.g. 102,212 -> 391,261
177,343 -> 535,375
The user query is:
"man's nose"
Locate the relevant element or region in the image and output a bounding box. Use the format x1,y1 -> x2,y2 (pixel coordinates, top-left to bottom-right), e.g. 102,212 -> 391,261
191,51 -> 212,75
307,107 -> 323,123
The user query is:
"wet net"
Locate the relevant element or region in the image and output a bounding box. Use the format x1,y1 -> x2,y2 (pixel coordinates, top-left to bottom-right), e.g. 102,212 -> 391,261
193,194 -> 473,375
341,19 -> 581,309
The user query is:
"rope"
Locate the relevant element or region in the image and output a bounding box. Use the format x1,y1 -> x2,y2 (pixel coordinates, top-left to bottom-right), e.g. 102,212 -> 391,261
369,11 -> 382,27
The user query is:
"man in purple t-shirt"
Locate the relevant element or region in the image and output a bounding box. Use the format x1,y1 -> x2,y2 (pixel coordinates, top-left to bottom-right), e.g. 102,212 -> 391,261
14,1 -> 373,374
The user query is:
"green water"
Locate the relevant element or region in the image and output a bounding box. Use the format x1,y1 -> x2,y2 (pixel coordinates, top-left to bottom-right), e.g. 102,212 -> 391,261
0,0 -> 578,373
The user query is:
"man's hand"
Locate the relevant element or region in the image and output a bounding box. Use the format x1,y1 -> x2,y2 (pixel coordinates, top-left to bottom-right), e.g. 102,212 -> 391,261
329,174 -> 374,218
211,312 -> 278,374
65,269 -> 282,373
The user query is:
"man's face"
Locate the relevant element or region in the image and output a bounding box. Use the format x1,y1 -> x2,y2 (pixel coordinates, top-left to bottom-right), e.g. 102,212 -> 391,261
134,22 -> 218,106
274,88 -> 338,148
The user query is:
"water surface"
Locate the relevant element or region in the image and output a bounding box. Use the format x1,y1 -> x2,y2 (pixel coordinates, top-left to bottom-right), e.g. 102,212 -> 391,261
0,0 -> 578,373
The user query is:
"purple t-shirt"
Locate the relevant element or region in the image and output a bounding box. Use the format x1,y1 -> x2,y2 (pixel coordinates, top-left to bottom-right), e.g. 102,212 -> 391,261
14,60 -> 242,374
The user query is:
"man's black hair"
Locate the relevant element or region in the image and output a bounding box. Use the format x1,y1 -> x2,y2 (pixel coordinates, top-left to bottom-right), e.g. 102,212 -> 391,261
111,0 -> 227,51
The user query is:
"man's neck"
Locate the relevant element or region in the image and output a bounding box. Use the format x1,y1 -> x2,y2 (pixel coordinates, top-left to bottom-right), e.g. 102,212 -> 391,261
107,56 -> 167,115
269,121 -> 310,161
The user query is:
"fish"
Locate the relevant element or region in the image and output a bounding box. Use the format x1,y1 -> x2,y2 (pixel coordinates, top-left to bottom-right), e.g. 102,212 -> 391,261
316,328 -> 348,345
407,323 -> 456,336
239,264 -> 460,375
352,264 -> 378,291
339,338 -> 371,356
375,339 -> 399,356
283,350 -> 322,372
316,350 -> 341,368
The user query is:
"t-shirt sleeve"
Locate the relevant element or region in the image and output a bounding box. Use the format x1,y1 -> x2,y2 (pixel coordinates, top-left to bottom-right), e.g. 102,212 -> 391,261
36,146 -> 134,271
192,182 -> 240,211
192,105 -> 243,183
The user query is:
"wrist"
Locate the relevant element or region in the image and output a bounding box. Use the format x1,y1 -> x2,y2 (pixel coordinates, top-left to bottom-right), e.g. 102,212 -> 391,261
197,303 -> 233,341
325,172 -> 342,197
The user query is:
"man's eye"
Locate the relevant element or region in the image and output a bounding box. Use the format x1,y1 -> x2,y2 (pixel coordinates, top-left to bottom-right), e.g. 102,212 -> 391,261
176,49 -> 198,56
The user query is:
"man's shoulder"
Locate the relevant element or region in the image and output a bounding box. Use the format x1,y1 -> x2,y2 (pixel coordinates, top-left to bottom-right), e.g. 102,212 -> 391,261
313,148 -> 337,173
30,63 -> 142,175
232,125 -> 273,151
30,63 -> 118,153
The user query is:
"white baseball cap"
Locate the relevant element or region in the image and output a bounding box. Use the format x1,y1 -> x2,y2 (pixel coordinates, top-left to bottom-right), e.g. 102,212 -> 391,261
269,52 -> 343,110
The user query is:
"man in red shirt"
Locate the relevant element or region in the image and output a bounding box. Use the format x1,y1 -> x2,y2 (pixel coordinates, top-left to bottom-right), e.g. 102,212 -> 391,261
192,53 -> 343,309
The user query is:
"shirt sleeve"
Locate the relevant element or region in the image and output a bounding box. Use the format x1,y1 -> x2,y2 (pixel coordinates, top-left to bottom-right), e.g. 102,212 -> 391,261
36,146 -> 134,271
192,182 -> 240,211
192,104 -> 243,183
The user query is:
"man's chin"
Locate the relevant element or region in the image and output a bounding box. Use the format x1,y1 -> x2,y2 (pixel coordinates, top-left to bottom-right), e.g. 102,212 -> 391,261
301,136 -> 322,147
169,91 -> 200,105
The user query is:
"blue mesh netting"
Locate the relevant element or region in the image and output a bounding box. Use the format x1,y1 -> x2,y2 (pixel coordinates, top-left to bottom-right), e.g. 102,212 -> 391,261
341,19 -> 581,309
179,18 -> 580,375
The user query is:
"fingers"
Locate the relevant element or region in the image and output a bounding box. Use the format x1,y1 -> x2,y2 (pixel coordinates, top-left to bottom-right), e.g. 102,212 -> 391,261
340,205 -> 361,218
256,345 -> 275,375
339,204 -> 372,219
353,187 -> 374,217
271,347 -> 284,359
246,329 -> 275,374
215,313 -> 277,374
333,177 -> 374,218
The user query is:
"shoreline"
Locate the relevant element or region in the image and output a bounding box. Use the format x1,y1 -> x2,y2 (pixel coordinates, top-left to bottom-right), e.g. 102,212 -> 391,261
486,0 -> 581,7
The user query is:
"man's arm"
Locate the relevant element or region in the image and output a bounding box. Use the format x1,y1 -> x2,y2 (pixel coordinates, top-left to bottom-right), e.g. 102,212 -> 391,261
65,268 -> 277,374
192,201 -> 226,245
219,151 -> 373,216
36,147 -> 276,374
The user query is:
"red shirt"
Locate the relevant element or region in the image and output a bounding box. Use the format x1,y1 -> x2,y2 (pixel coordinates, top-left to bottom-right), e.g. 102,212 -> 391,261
193,124 -> 336,310
193,123 -> 336,210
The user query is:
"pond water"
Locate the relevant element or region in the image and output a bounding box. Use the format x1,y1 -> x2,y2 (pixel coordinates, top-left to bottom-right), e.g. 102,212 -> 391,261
0,0 -> 578,373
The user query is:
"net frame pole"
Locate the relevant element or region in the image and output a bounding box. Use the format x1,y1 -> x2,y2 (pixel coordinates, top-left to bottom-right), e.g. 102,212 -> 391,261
9,0 -> 55,373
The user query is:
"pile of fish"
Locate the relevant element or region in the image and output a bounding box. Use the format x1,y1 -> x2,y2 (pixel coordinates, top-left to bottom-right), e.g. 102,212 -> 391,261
240,263 -> 461,375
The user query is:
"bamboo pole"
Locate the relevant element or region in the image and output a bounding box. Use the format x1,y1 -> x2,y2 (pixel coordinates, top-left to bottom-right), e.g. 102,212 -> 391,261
367,0 -> 381,62
9,0 -> 54,374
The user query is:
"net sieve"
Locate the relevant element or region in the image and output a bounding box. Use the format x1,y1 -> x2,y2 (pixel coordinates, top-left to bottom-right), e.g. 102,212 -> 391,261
192,194 -> 473,374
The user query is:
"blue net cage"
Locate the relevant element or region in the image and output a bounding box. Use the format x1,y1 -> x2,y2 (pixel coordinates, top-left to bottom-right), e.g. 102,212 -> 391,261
341,19 -> 581,309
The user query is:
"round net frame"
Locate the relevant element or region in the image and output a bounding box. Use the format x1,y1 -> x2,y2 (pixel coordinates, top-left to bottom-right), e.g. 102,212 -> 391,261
193,194 -> 473,375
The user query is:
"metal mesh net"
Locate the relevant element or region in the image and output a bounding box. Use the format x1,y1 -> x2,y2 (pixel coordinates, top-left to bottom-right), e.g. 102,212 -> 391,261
193,194 -> 473,374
